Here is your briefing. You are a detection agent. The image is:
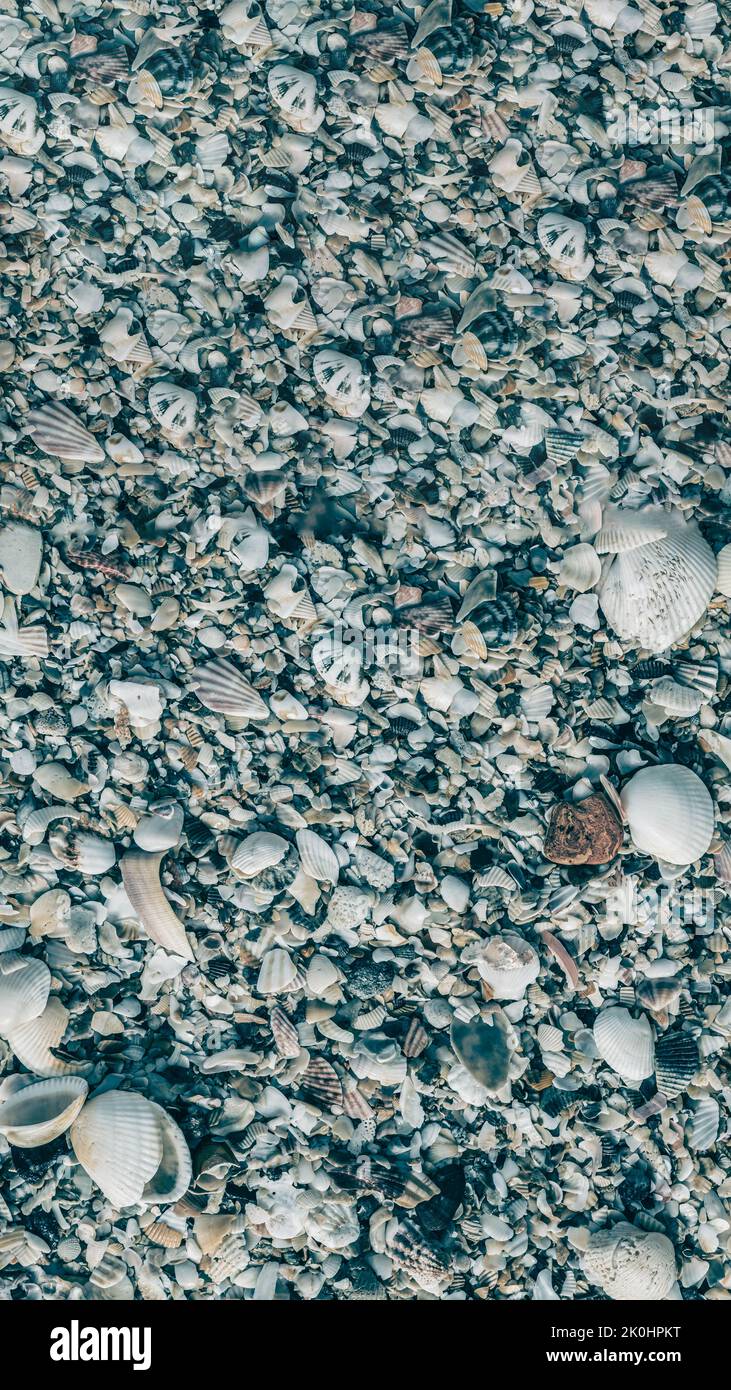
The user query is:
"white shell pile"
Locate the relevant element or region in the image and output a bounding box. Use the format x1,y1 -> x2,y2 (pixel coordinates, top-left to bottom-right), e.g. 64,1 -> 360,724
0,0 -> 729,1306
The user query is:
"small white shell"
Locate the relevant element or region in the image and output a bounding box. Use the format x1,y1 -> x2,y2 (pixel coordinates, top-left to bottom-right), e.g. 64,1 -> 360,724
25,401 -> 105,462
231,831 -> 290,878
557,543 -> 601,592
593,1006 -> 655,1082
0,952 -> 51,1033
148,380 -> 197,437
295,828 -> 339,884
268,65 -> 324,134
598,511 -> 716,652
620,764 -> 714,865
582,1223 -> 677,1300
476,933 -> 540,1000
312,350 -> 370,419
0,522 -> 42,595
257,948 -> 297,995
0,1076 -> 88,1147
537,212 -> 588,266
650,678 -> 703,717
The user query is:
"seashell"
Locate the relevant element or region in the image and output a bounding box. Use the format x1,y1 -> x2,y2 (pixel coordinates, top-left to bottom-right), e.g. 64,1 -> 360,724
595,506 -> 670,555
387,1219 -> 450,1290
0,87 -> 39,151
649,678 -> 702,717
295,828 -> 339,884
476,934 -> 540,1000
537,1023 -> 564,1053
0,1076 -> 88,1148
688,1097 -> 719,1152
0,522 -> 41,595
268,65 -> 323,134
195,132 -> 230,171
49,830 -> 116,875
537,212 -> 588,266
520,685 -> 554,723
231,831 -> 290,878
716,544 -> 731,597
635,978 -> 682,1013
70,1089 -> 190,1209
301,1056 -> 343,1109
34,762 -> 88,801
654,1031 -> 699,1099
312,350 -> 370,419
593,1007 -> 654,1082
598,511 -> 716,652
4,996 -> 84,1076
557,544 -> 601,593
306,953 -> 339,995
25,402 -> 105,463
0,952 -> 51,1034
120,850 -> 193,960
270,1006 -> 300,1057
257,948 -> 297,995
219,0 -> 272,50
620,765 -> 713,866
450,1016 -> 511,1092
148,381 -> 197,437
699,729 -> 731,773
21,804 -> 81,846
582,1223 -> 676,1301
133,802 -> 184,853
190,658 -> 269,720
353,1003 -> 387,1031
673,659 -> 717,699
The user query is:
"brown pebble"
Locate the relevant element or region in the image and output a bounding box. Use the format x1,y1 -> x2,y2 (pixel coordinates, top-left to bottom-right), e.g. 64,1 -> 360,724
543,794 -> 623,865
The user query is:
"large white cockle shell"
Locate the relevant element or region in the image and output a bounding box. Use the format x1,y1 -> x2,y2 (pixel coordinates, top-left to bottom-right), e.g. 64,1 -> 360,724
598,508 -> 716,651
620,764 -> 714,865
582,1223 -> 677,1300
70,1089 -> 191,1209
593,1006 -> 655,1082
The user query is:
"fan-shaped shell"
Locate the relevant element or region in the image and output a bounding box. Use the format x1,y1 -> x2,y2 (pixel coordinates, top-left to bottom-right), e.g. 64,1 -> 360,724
231,831 -> 289,878
4,995 -> 84,1076
716,543 -> 731,596
312,350 -> 370,418
295,828 -> 339,884
190,658 -> 269,720
256,948 -> 297,995
0,1076 -> 88,1147
25,402 -> 105,462
476,933 -> 540,1000
148,380 -> 197,436
69,1089 -> 181,1209
557,543 -> 601,592
537,212 -> 587,265
688,1096 -> 719,1151
598,515 -> 716,651
595,506 -> 669,554
120,849 -> 193,960
593,1006 -> 654,1082
267,65 -> 323,133
582,1223 -> 676,1300
620,764 -> 714,865
0,522 -> 41,595
650,677 -> 702,716
654,1031 -> 699,1098
0,952 -> 51,1033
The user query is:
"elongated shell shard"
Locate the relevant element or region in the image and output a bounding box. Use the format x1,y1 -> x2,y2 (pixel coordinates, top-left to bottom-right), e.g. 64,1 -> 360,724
620,764 -> 714,865
25,402 -> 105,462
0,1075 -> 88,1147
120,850 -> 193,960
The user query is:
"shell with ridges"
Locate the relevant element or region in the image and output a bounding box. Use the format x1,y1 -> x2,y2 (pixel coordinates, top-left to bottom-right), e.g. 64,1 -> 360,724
620,764 -> 714,865
0,1075 -> 88,1147
120,850 -> 193,960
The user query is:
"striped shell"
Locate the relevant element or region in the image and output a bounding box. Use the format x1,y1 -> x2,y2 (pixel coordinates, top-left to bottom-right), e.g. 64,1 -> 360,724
4,995 -> 84,1076
25,402 -> 105,462
476,933 -> 540,1001
688,1096 -> 719,1151
70,1090 -> 190,1209
231,831 -> 289,878
256,948 -> 298,995
190,658 -> 269,720
582,1223 -> 676,1300
148,381 -> 197,437
295,828 -> 339,884
620,764 -> 714,865
120,850 -> 192,960
654,1031 -> 699,1098
270,1006 -> 300,1057
301,1056 -> 343,1108
593,1007 -> 655,1082
598,511 -> 716,652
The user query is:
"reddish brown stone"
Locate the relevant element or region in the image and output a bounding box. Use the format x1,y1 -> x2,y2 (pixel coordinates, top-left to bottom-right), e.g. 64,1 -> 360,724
543,794 -> 623,866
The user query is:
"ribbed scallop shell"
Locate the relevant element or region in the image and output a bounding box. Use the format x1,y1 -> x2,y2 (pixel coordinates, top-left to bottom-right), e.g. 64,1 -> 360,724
650,677 -> 702,716
267,65 -> 323,133
70,1089 -> 164,1209
270,1006 -> 300,1057
717,544 -> 731,596
312,350 -> 370,418
593,1007 -> 655,1082
654,1031 -> 699,1098
25,402 -> 105,462
295,828 -> 339,884
520,685 -> 554,723
0,952 -> 51,1033
688,1096 -> 719,1151
595,507 -> 669,554
582,1223 -> 676,1300
0,1076 -> 88,1147
620,765 -> 714,865
256,948 -> 297,995
231,831 -> 289,878
148,381 -> 197,436
301,1056 -> 343,1109
190,658 -> 269,720
598,517 -> 716,652
4,995 -> 84,1076
673,659 -> 717,698
476,933 -> 540,1000
120,849 -> 192,960
0,87 -> 38,144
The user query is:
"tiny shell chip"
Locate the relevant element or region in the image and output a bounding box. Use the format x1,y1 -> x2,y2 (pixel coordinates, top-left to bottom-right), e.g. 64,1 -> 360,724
0,523 -> 41,594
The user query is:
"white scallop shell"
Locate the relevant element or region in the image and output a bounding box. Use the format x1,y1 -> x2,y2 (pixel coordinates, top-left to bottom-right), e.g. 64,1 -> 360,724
25,402 -> 105,462
0,1076 -> 88,1147
69,1089 -> 164,1209
139,1102 -> 192,1205
716,543 -> 731,597
120,849 -> 193,960
0,87 -> 38,147
306,953 -> 340,995
476,933 -> 540,1000
231,831 -> 290,878
557,543 -> 601,592
688,1096 -> 719,1151
598,514 -> 716,652
650,678 -> 702,716
595,506 -> 669,554
257,948 -> 297,995
190,657 -> 269,720
0,522 -> 41,595
148,380 -> 197,437
537,212 -> 587,265
593,1006 -> 655,1082
0,952 -> 51,1033
581,1223 -> 677,1300
520,684 -> 554,723
620,764 -> 714,865
312,350 -> 370,418
267,65 -> 323,134
4,995 -> 85,1076
699,728 -> 731,772
295,828 -> 339,884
